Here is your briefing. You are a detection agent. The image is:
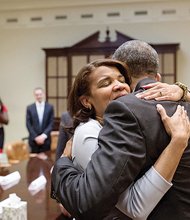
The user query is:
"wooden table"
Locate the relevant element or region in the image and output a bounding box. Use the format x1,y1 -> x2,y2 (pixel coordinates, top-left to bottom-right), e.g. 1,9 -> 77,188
0,152 -> 63,220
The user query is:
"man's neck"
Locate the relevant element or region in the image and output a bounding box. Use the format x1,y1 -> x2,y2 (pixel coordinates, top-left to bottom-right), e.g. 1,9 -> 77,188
131,76 -> 148,91
131,74 -> 158,91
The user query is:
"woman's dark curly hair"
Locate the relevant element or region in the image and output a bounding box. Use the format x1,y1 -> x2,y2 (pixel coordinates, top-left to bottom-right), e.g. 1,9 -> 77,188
68,59 -> 131,132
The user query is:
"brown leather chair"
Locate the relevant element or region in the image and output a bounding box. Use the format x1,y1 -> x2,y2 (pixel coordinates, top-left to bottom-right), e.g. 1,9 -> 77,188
5,141 -> 29,163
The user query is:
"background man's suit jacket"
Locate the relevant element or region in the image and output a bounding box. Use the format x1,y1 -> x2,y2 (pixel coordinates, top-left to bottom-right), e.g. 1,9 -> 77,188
55,111 -> 73,161
52,78 -> 190,220
26,102 -> 54,153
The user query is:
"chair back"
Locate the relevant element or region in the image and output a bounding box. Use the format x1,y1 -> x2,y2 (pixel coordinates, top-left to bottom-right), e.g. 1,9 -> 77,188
5,141 -> 29,163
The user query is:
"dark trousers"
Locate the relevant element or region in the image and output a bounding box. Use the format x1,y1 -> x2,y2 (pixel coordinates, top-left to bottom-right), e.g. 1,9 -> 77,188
0,127 -> 4,150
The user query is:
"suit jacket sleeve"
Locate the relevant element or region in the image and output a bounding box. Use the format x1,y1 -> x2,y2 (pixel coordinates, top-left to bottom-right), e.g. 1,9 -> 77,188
51,100 -> 147,219
55,123 -> 67,160
56,113 -> 72,160
116,166 -> 172,219
26,105 -> 38,139
43,104 -> 54,136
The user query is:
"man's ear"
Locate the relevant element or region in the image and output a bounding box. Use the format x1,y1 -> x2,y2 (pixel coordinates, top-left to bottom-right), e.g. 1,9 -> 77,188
156,73 -> 161,82
79,95 -> 91,109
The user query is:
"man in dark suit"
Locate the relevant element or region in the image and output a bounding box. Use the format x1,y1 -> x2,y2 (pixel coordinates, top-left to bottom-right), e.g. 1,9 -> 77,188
51,41 -> 190,219
26,87 -> 54,153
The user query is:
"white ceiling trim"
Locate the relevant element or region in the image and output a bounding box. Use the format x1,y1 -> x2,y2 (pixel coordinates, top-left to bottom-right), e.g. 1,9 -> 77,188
0,0 -> 189,29
0,0 -> 186,12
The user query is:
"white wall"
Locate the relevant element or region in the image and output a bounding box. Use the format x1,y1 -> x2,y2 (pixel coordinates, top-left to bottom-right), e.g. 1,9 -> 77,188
0,0 -> 190,143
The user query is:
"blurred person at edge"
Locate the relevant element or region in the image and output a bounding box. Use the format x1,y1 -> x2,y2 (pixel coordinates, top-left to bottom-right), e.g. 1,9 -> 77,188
0,98 -> 9,153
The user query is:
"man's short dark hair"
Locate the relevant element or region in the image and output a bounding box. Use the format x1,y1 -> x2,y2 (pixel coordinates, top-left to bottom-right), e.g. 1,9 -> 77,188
112,40 -> 159,78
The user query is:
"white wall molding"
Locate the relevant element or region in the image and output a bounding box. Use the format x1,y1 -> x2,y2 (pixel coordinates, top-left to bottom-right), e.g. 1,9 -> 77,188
0,0 -> 177,11
0,1 -> 189,28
